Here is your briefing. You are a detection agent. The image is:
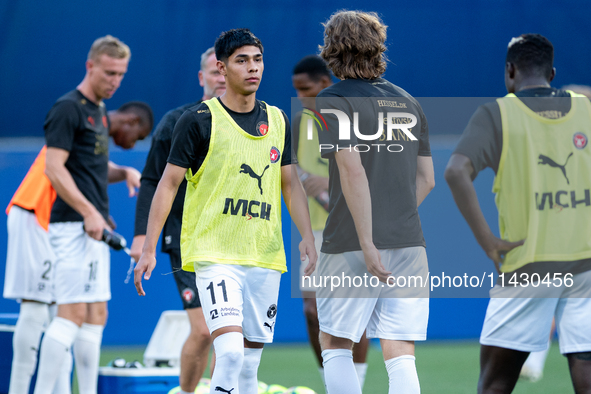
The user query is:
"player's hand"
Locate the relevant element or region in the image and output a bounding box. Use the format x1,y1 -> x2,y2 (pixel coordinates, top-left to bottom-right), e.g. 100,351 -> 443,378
363,243 -> 391,283
134,251 -> 156,296
299,235 -> 317,276
83,209 -> 110,241
302,175 -> 329,198
125,167 -> 141,197
483,235 -> 525,273
129,235 -> 146,262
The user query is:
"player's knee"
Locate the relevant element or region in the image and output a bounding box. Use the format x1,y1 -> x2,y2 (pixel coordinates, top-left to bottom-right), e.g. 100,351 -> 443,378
213,332 -> 244,372
190,325 -> 212,345
240,348 -> 263,379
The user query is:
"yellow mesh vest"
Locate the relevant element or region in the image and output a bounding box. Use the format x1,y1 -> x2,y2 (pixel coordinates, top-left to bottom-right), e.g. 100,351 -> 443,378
181,98 -> 286,273
297,111 -> 329,231
493,92 -> 591,272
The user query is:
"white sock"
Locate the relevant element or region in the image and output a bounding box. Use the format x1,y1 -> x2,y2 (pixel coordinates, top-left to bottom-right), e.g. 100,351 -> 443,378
47,304 -> 73,394
211,332 -> 243,394
73,323 -> 104,394
318,367 -> 325,384
354,362 -> 368,390
385,355 -> 420,394
52,348 -> 73,394
9,302 -> 49,394
33,317 -> 79,394
322,349 -> 361,394
239,348 -> 263,394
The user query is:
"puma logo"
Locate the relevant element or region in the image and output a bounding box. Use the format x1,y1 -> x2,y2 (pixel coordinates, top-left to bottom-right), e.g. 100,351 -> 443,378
538,153 -> 573,184
215,387 -> 234,393
239,164 -> 269,195
264,322 -> 275,332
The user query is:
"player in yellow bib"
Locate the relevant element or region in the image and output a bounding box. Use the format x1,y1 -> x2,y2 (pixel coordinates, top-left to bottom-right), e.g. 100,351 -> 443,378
134,29 -> 316,394
446,34 -> 591,393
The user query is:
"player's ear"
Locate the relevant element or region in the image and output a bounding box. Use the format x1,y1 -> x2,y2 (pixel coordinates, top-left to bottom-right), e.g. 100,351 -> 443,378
198,70 -> 205,87
320,75 -> 331,89
86,59 -> 94,72
217,60 -> 227,76
549,67 -> 556,83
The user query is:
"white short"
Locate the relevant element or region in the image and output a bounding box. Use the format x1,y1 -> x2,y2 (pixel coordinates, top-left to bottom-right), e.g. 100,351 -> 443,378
316,247 -> 429,343
3,206 -> 56,303
195,263 -> 281,343
49,222 -> 110,304
299,230 -> 323,292
480,269 -> 591,354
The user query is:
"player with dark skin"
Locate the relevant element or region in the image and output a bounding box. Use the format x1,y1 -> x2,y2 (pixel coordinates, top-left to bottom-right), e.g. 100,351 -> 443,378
292,57 -> 370,386
445,37 -> 591,394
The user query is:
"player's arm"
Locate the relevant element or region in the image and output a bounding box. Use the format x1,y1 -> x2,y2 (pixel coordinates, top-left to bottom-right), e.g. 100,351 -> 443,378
444,154 -> 523,272
134,162 -> 186,296
45,147 -> 109,241
416,156 -> 435,207
107,161 -> 141,197
282,165 -> 317,275
334,149 -> 391,282
130,134 -> 172,261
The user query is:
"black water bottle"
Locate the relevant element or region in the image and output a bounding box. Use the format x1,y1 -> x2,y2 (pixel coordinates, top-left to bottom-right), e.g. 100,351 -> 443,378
101,229 -> 127,251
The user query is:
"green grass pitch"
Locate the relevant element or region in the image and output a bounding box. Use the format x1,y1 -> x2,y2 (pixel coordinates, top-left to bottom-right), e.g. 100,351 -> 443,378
87,341 -> 573,393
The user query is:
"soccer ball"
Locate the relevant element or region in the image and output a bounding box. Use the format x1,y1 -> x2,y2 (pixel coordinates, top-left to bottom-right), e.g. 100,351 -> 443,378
258,380 -> 269,393
195,378 -> 211,394
166,387 -> 181,394
265,384 -> 288,394
284,387 -> 317,394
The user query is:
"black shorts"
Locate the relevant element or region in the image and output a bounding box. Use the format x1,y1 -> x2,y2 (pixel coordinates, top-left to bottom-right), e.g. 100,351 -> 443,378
168,248 -> 201,309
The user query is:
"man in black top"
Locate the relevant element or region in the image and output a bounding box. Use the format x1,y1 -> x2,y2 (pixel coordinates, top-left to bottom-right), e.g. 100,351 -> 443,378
314,11 -> 434,394
34,35 -> 141,394
130,47 -> 225,393
445,34 -> 591,394
292,54 -> 370,388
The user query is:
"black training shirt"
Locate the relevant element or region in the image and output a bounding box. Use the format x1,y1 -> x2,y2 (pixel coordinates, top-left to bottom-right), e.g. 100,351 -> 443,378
316,78 -> 431,254
168,98 -> 293,174
45,90 -> 110,223
134,101 -> 199,252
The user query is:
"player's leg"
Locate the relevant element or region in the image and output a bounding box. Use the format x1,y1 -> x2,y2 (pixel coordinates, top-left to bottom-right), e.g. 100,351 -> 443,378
478,345 -> 529,393
180,308 -> 211,391
302,293 -> 324,372
74,301 -> 107,394
169,249 -> 212,392
566,352 -> 591,393
195,264 -> 246,393
371,247 -> 429,394
5,207 -> 55,394
380,340 -> 419,394
73,228 -> 110,394
479,287 -> 559,394
34,222 -> 95,394
239,266 -> 281,394
519,319 -> 554,382
316,251 -> 376,394
352,331 -> 369,390
48,304 -> 73,394
555,276 -> 591,393
9,301 -> 50,394
33,303 -> 85,394
319,332 -> 360,394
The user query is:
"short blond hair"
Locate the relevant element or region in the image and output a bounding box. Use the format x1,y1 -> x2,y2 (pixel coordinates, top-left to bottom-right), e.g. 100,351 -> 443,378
320,10 -> 387,80
88,35 -> 131,61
